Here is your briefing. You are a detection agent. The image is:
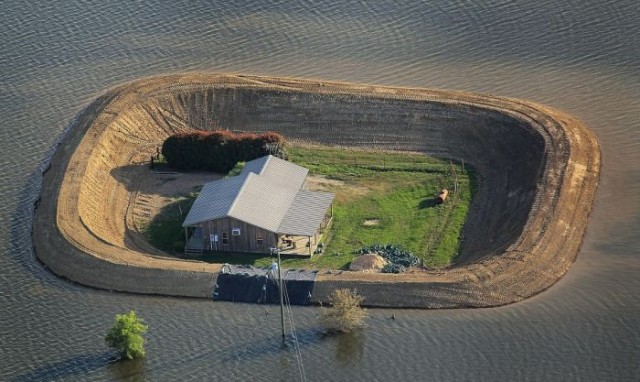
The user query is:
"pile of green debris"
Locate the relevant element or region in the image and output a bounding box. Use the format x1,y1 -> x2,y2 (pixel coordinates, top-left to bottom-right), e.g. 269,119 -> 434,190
357,244 -> 420,273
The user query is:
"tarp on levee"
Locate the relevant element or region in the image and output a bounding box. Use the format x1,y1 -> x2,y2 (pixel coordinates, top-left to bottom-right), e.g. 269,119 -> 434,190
213,264 -> 318,306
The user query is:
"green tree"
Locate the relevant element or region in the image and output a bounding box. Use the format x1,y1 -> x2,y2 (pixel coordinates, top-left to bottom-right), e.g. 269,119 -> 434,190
320,289 -> 366,333
105,310 -> 149,360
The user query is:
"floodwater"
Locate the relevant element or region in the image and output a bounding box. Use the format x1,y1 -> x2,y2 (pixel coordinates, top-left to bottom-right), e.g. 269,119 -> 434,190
1,1 -> 639,380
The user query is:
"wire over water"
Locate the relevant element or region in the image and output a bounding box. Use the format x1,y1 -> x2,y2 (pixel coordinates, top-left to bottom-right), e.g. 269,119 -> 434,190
283,275 -> 307,382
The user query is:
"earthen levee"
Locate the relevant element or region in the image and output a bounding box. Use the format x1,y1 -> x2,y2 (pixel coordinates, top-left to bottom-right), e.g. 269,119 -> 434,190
33,73 -> 600,307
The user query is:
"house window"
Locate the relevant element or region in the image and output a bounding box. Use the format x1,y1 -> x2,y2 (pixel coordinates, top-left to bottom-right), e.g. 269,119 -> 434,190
256,235 -> 264,246
232,228 -> 241,236
222,232 -> 229,245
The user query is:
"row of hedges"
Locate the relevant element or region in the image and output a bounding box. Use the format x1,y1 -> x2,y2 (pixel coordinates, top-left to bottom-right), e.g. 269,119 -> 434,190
161,130 -> 288,173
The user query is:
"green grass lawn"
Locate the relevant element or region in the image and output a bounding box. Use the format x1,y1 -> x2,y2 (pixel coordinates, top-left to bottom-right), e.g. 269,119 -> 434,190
142,144 -> 474,270
139,194 -> 197,254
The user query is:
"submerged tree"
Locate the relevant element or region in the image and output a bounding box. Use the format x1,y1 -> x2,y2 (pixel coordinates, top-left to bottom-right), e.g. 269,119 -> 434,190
105,310 -> 149,360
320,289 -> 366,333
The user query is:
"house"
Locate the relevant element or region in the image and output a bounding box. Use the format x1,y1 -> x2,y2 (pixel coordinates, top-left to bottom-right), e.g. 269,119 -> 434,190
182,155 -> 334,256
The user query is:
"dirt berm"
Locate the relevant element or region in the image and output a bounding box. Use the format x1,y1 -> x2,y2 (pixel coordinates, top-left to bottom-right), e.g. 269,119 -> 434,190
33,73 -> 600,308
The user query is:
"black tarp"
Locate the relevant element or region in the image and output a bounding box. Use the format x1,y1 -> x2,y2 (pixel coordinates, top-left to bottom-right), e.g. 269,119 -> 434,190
213,265 -> 316,306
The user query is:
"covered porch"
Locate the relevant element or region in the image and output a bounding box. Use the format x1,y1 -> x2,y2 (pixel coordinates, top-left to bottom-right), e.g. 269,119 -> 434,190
278,206 -> 333,257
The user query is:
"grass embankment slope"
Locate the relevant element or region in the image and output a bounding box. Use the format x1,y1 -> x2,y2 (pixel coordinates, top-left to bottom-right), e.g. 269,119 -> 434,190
142,145 -> 474,270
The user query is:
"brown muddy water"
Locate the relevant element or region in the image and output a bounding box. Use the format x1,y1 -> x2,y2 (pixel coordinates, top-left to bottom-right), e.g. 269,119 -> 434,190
1,1 -> 639,380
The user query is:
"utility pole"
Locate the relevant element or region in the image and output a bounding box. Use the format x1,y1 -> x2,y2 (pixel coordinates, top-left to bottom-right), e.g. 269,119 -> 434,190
277,249 -> 286,346
450,160 -> 458,195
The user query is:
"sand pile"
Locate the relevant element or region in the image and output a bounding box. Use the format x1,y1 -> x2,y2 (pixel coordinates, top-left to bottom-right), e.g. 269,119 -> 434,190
349,254 -> 387,272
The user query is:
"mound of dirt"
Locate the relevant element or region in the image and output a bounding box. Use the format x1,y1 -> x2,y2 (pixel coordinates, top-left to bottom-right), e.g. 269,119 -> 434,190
349,254 -> 387,272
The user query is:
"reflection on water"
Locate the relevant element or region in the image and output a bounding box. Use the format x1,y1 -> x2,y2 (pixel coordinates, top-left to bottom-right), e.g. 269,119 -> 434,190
106,358 -> 147,382
12,352 -> 113,382
1,0 -> 639,380
334,331 -> 365,367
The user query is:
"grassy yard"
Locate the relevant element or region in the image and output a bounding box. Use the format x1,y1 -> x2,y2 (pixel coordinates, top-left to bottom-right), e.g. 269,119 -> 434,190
289,145 -> 474,269
139,194 -> 197,254
142,144 -> 474,270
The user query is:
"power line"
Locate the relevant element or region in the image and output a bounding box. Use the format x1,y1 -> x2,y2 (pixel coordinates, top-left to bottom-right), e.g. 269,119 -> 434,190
283,279 -> 307,382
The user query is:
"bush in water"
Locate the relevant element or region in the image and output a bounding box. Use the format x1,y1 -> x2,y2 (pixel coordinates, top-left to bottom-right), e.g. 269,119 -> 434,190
105,310 -> 149,360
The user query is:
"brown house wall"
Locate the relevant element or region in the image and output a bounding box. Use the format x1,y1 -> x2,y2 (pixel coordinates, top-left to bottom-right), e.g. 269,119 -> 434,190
196,217 -> 278,253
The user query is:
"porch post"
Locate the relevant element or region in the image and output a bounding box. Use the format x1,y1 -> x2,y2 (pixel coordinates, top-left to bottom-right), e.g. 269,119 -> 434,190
184,227 -> 188,252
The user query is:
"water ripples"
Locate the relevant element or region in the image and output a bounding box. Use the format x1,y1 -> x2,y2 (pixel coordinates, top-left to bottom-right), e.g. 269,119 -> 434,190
1,0 -> 640,380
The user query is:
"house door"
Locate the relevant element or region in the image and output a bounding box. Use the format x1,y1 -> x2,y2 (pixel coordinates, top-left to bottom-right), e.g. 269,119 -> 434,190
209,233 -> 219,251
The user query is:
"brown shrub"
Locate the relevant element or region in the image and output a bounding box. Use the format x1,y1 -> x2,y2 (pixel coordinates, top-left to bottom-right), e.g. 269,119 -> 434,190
320,289 -> 366,333
161,130 -> 287,172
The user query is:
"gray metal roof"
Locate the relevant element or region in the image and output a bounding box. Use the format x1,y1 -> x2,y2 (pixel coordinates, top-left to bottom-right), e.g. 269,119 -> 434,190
277,190 -> 334,236
181,175 -> 248,227
182,155 -> 334,236
228,173 -> 299,232
240,155 -> 308,190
